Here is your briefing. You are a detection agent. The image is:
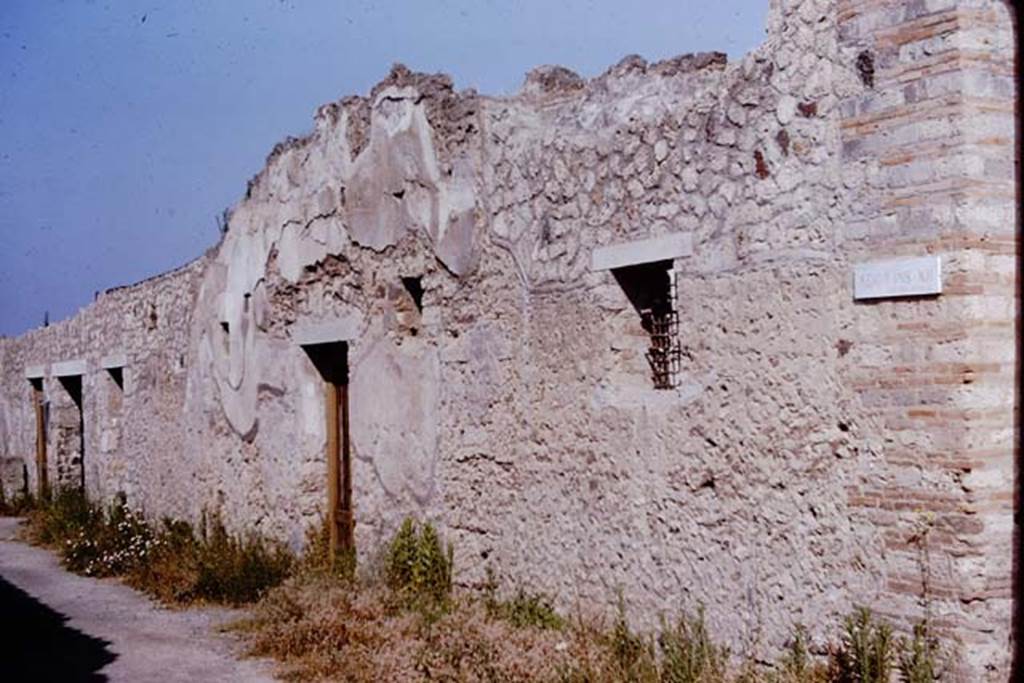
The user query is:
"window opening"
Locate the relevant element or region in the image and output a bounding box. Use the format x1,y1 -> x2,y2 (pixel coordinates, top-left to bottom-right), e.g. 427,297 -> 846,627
611,260 -> 682,390
219,321 -> 230,357
107,367 -> 124,391
401,276 -> 424,313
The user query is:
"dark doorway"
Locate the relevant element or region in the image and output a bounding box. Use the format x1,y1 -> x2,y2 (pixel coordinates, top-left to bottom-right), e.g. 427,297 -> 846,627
302,342 -> 353,558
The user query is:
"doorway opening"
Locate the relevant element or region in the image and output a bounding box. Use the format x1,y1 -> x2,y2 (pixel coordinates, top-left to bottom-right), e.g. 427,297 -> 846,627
29,378 -> 48,499
56,374 -> 85,492
301,341 -> 353,560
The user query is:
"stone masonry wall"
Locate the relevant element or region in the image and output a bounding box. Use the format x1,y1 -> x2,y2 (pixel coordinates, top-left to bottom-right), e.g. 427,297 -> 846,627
0,1 -> 1016,679
0,255 -> 208,513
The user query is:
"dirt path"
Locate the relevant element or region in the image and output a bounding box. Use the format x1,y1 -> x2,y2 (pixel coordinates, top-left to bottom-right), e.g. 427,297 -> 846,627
0,517 -> 278,682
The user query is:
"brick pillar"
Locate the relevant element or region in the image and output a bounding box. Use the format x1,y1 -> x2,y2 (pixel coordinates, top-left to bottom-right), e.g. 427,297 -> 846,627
837,1 -> 1017,679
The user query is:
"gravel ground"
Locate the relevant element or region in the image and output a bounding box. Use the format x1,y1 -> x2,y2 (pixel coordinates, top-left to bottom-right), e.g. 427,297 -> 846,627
0,517 -> 278,682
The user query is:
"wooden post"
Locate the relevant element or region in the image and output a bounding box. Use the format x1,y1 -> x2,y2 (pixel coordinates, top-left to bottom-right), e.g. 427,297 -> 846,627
32,381 -> 47,499
325,381 -> 341,563
339,379 -> 353,551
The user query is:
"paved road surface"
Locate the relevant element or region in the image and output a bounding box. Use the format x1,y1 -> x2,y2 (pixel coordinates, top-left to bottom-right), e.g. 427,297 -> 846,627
0,517 -> 277,682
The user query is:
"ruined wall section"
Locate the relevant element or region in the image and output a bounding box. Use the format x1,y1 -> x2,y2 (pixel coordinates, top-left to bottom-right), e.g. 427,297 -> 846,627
173,67 -> 489,548
83,0 -> 898,662
438,0 -> 893,658
0,255 -> 208,512
169,14 -> 893,662
0,337 -> 21,495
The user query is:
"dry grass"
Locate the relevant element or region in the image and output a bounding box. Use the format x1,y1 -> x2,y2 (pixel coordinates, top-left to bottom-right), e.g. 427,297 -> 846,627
228,517 -> 946,682
18,498 -> 945,681
230,517 -> 615,681
233,575 -> 940,683
122,516 -> 292,606
232,575 -> 615,682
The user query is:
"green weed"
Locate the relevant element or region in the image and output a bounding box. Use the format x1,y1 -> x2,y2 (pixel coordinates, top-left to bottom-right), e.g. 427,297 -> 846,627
486,588 -> 565,631
25,488 -> 292,605
659,606 -> 729,683
298,516 -> 356,581
384,517 -> 453,614
897,621 -> 940,683
133,514 -> 293,606
608,594 -> 658,681
27,486 -> 100,546
833,607 -> 894,683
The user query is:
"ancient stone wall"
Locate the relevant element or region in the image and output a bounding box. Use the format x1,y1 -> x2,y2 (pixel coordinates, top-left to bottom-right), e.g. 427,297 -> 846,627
0,1 -> 1016,679
0,255 -> 208,512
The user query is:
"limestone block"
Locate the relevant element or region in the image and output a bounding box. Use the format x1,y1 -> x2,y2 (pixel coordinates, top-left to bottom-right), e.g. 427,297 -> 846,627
776,95 -> 797,125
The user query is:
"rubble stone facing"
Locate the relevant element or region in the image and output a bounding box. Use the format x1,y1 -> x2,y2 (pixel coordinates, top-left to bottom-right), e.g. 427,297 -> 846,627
0,1 -> 1016,679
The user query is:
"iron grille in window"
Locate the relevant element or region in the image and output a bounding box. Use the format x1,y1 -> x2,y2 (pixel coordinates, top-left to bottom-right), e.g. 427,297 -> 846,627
610,259 -> 682,390
642,307 -> 681,389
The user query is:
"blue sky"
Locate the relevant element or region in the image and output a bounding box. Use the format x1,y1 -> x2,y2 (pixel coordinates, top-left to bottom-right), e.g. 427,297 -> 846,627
0,1 -> 767,336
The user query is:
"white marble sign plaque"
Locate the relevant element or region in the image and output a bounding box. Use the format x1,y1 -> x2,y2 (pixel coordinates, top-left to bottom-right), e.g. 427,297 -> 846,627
853,255 -> 942,300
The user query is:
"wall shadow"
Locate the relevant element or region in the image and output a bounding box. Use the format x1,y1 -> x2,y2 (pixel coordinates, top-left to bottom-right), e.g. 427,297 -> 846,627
0,575 -> 116,681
